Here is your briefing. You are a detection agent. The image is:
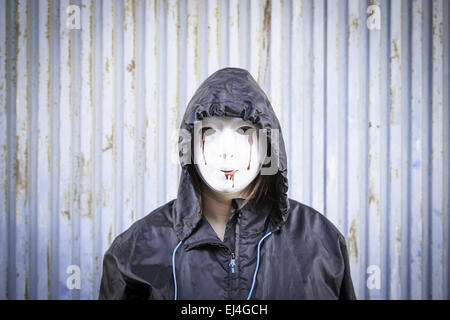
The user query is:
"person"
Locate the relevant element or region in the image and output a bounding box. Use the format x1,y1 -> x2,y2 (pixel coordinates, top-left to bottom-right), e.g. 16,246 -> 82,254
98,67 -> 356,300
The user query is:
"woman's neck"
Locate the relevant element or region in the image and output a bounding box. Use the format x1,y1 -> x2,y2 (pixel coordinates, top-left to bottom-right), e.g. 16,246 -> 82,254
200,183 -> 245,241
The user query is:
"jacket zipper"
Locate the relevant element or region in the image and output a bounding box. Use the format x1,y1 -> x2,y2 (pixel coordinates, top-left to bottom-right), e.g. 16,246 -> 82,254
229,252 -> 236,273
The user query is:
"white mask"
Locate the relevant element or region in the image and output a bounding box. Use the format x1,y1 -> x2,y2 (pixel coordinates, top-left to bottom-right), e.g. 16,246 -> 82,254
193,116 -> 263,195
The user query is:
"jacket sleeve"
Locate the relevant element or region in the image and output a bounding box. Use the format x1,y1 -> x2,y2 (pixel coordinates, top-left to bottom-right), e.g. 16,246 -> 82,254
98,246 -> 153,300
98,250 -> 127,299
338,235 -> 357,300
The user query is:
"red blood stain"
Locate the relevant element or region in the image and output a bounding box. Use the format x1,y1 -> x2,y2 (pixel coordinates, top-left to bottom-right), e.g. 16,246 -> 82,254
201,131 -> 207,165
247,133 -> 253,170
222,170 -> 238,188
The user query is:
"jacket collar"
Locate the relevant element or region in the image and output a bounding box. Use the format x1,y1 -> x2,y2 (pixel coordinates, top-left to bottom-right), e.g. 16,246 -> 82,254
172,171 -> 283,244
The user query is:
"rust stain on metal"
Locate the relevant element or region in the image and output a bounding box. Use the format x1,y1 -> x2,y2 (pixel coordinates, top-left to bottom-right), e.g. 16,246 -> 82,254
108,226 -> 112,246
369,181 -> 379,207
263,0 -> 271,47
63,188 -> 71,220
63,210 -> 70,220
390,87 -> 396,125
124,0 -> 133,32
85,191 -> 93,219
368,154 -> 380,212
237,1 -> 240,34
25,276 -> 28,300
369,121 -> 380,130
348,18 -> 359,41
102,133 -> 113,152
102,186 -> 109,207
193,2 -> 199,85
105,58 -> 109,73
15,137 -> 29,202
390,39 -> 400,63
348,219 -> 358,261
154,0 -> 158,62
396,226 -> 401,278
258,0 -> 271,84
126,59 -> 135,72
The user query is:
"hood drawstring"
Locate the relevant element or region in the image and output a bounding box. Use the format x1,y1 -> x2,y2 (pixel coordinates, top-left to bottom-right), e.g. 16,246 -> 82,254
171,231 -> 273,300
172,240 -> 183,300
247,231 -> 272,300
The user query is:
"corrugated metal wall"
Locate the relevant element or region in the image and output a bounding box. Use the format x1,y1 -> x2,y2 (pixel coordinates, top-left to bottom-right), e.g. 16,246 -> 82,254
0,0 -> 449,300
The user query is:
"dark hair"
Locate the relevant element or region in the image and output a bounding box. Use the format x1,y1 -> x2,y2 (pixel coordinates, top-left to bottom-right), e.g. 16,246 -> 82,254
187,119 -> 277,212
237,172 -> 274,210
188,163 -> 274,212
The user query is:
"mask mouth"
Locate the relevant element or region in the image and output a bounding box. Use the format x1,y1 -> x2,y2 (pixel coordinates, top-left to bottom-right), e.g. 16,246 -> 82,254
220,169 -> 238,174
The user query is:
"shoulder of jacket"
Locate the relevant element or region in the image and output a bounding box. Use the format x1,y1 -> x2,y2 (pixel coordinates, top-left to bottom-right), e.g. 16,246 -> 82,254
107,199 -> 176,255
285,198 -> 347,245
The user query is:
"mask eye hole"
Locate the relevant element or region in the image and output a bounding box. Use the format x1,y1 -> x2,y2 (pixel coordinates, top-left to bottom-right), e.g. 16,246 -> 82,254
237,126 -> 254,135
201,127 -> 215,137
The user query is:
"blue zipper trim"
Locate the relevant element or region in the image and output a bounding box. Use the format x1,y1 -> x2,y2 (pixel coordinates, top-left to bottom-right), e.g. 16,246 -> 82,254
172,240 -> 183,300
247,231 -> 273,300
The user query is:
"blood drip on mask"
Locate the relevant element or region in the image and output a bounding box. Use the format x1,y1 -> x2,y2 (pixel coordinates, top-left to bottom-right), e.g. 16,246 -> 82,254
223,170 -> 238,188
201,131 -> 207,165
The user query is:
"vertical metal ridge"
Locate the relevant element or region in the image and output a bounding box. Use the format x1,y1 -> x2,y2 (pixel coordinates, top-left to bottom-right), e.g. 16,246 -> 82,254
303,0 -> 312,207
165,0 -> 179,202
363,0 -> 370,301
198,0 -> 208,81
6,0 -> 18,300
16,0 -> 33,300
79,0 -> 95,299
289,0 -> 302,202
0,0 -> 8,301
114,0 -> 124,237
401,0 -> 412,300
178,0 -> 187,186
135,0 -> 145,220
379,0 -> 390,300
311,0 -> 325,214
28,0 -> 39,300
422,0 -> 433,300
384,0 -> 392,299
229,0 -> 239,67
157,0 -> 167,204
92,0 -> 103,298
444,0 -> 450,300
389,0 -> 404,300
48,0 -> 61,300
431,0 -> 445,300
58,0 -> 73,300
71,0 -> 82,301
284,0 -> 292,199
144,0 -> 160,216
220,0 -> 229,67
410,0 -> 425,300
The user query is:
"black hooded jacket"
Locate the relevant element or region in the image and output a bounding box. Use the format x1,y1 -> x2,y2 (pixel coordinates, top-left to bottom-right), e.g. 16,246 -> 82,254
99,67 -> 356,300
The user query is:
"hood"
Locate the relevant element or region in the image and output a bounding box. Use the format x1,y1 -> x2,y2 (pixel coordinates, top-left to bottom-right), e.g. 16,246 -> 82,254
173,67 -> 290,241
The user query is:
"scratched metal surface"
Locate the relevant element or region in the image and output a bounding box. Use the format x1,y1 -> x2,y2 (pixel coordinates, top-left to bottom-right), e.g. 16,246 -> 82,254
0,0 -> 449,300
